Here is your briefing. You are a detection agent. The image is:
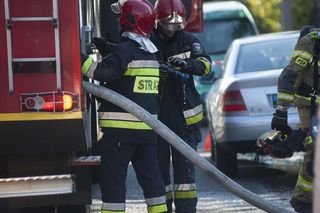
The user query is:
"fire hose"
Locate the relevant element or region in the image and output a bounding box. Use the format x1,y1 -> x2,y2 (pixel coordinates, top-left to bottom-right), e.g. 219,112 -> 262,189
82,81 -> 294,213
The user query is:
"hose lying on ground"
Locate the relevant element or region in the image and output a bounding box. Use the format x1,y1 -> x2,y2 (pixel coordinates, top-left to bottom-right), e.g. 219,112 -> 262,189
82,81 -> 294,213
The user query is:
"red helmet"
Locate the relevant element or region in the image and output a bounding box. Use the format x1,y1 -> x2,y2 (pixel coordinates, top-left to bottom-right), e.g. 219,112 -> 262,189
114,0 -> 156,37
155,0 -> 186,31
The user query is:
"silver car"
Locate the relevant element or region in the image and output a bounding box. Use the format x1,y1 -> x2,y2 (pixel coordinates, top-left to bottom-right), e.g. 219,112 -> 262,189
206,31 -> 300,176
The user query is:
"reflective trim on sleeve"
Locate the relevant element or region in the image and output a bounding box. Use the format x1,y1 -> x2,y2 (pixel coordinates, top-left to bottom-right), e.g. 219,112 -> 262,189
196,57 -> 211,76
169,51 -> 191,59
183,105 -> 203,125
133,76 -> 159,94
183,105 -> 203,118
185,112 -> 203,125
124,68 -> 159,76
297,175 -> 313,192
81,57 -> 94,76
303,136 -> 313,145
101,202 -> 125,212
278,92 -> 295,103
293,94 -> 320,106
128,60 -> 159,68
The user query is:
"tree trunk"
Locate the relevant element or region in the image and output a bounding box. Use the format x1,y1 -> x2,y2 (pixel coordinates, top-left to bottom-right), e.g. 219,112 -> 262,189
281,0 -> 292,30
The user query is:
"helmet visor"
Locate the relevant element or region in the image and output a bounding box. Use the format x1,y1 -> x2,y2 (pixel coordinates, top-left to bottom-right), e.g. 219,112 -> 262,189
158,11 -> 186,31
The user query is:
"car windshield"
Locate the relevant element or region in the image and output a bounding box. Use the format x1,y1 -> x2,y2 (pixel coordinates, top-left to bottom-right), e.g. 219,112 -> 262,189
236,37 -> 297,74
193,18 -> 256,54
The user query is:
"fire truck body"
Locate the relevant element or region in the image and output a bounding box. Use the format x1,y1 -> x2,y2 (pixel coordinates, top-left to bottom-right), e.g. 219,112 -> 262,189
0,0 -> 92,211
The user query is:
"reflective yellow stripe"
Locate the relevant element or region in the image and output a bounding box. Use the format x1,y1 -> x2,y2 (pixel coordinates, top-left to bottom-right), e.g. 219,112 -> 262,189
185,112 -> 203,125
303,136 -> 313,145
297,175 -> 313,192
133,76 -> 159,94
196,57 -> 211,76
124,68 -> 159,76
147,204 -> 168,213
174,190 -> 197,199
99,120 -> 152,130
81,57 -> 94,75
0,112 -> 82,121
278,92 -> 294,102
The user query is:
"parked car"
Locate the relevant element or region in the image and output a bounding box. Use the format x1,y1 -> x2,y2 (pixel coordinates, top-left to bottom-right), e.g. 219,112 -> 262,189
206,31 -> 300,176
193,1 -> 259,108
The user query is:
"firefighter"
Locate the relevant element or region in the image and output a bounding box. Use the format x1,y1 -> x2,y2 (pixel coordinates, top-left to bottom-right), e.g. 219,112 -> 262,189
81,0 -> 167,212
266,25 -> 320,213
150,0 -> 212,212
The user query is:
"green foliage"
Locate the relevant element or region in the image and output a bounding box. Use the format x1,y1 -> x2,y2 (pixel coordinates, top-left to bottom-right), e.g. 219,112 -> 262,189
203,0 -> 317,32
242,0 -> 281,33
292,0 -> 315,29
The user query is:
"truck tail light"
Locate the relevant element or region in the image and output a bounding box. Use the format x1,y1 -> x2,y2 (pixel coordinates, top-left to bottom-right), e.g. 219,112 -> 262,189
222,90 -> 246,112
21,91 -> 80,112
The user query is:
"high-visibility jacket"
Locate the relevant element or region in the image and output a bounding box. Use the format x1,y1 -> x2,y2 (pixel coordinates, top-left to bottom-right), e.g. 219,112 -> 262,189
83,37 -> 160,143
151,28 -> 212,131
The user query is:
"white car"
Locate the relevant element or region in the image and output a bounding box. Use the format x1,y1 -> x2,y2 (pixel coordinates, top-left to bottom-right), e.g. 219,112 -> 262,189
206,31 -> 300,176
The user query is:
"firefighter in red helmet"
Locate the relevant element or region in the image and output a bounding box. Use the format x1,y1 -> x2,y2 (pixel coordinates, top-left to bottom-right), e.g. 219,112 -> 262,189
151,0 -> 212,212
81,0 -> 167,212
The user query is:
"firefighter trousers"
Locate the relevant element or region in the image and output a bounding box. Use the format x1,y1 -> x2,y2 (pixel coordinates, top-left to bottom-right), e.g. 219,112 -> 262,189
99,133 -> 167,213
157,129 -> 201,213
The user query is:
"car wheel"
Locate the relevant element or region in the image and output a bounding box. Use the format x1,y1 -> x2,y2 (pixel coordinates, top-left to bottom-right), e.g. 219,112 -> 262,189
215,144 -> 238,177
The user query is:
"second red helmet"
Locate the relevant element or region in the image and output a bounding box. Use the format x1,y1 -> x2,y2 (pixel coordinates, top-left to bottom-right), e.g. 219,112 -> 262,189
155,0 -> 186,31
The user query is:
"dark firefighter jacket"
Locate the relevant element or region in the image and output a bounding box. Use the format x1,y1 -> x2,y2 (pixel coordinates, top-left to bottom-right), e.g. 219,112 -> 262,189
151,27 -> 212,132
82,37 -> 160,143
277,29 -> 320,107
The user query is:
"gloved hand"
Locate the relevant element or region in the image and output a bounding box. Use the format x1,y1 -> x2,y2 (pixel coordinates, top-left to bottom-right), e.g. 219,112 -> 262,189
159,63 -> 189,82
271,109 -> 288,131
92,37 -> 114,57
168,57 -> 192,72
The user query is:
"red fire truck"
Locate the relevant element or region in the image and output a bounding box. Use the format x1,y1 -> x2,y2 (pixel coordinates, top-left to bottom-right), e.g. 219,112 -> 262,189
0,0 -> 203,212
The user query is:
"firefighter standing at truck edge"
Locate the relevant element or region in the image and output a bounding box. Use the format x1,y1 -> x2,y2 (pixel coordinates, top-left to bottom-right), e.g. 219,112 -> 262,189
150,0 -> 212,212
81,0 -> 168,212
263,26 -> 320,213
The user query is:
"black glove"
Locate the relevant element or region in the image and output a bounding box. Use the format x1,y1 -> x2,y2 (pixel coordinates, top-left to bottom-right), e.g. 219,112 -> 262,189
159,63 -> 189,82
271,109 -> 288,131
168,57 -> 192,72
92,37 -> 114,57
